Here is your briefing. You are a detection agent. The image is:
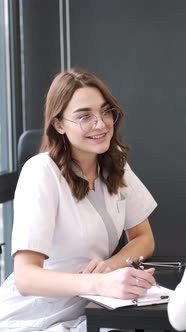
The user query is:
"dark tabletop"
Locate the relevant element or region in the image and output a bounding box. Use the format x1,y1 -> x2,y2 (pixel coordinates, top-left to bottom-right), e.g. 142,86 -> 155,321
85,266 -> 184,331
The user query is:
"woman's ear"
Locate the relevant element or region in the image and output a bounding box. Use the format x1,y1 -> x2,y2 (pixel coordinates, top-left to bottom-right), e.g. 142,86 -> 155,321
52,118 -> 65,134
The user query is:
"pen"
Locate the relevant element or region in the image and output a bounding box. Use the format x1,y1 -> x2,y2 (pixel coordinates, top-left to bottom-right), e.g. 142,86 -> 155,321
126,257 -> 144,270
160,295 -> 169,299
126,257 -> 160,287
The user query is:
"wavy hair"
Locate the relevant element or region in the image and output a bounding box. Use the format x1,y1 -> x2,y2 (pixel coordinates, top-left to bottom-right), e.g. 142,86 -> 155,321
40,68 -> 129,200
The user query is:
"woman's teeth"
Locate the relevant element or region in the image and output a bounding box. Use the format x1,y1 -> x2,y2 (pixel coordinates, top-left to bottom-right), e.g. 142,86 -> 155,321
89,133 -> 105,139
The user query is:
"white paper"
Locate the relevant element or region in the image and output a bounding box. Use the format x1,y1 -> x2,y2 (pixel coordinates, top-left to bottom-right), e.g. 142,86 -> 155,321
81,285 -> 173,309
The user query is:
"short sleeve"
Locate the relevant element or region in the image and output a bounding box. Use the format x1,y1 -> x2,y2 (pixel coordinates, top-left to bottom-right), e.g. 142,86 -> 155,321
12,154 -> 59,257
122,163 -> 157,230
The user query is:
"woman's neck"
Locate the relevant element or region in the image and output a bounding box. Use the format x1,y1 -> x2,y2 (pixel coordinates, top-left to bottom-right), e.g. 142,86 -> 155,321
76,157 -> 98,190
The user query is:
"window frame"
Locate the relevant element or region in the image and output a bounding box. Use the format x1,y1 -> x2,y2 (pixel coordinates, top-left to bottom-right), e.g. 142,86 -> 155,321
0,0 -> 22,205
0,0 -> 22,280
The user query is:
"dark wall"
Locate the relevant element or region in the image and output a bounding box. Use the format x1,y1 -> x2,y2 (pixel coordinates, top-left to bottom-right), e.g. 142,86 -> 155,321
21,0 -> 61,129
70,0 -> 186,259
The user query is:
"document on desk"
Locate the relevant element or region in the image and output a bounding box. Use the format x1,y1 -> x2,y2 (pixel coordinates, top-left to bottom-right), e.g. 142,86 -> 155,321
81,285 -> 173,310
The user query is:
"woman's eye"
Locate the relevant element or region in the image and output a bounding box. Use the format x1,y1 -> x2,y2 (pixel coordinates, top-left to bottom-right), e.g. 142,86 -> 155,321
103,109 -> 112,115
79,114 -> 92,121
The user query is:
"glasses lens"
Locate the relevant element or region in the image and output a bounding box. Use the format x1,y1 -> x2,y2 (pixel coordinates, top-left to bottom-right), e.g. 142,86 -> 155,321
111,108 -> 119,124
103,108 -> 118,125
80,109 -> 119,132
80,115 -> 96,132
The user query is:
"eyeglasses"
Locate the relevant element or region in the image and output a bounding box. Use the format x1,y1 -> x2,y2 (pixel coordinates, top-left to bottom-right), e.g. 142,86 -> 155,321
62,108 -> 119,133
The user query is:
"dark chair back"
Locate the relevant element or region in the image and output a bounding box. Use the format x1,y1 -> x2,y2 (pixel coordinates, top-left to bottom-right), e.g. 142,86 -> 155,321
18,129 -> 43,171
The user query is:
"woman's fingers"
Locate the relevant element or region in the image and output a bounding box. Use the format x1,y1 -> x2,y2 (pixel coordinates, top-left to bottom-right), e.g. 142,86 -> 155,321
131,268 -> 155,288
79,259 -> 98,273
146,267 -> 155,275
79,259 -> 112,273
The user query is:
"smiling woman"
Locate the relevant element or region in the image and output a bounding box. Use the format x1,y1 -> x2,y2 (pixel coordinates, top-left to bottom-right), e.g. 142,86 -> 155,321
42,70 -> 126,200
0,68 -> 157,332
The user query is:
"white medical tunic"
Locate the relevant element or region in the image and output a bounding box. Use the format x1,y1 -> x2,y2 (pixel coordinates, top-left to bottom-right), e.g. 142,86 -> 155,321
0,153 -> 157,331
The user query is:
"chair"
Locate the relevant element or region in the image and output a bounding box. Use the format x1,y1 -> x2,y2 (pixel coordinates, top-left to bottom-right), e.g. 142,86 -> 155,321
18,129 -> 43,171
0,130 -> 43,282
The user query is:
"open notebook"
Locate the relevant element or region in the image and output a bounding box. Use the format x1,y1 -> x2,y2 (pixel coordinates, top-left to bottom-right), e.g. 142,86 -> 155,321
81,285 -> 173,309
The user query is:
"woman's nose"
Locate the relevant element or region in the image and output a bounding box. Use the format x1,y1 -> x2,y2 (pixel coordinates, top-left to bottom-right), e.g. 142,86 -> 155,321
94,116 -> 106,129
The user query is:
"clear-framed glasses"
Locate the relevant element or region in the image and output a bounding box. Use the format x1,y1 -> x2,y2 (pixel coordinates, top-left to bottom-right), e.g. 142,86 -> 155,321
62,108 -> 119,132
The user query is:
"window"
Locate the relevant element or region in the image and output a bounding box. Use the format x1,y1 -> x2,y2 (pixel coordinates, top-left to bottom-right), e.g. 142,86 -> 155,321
0,0 -> 22,281
0,204 -> 5,283
0,0 -> 14,174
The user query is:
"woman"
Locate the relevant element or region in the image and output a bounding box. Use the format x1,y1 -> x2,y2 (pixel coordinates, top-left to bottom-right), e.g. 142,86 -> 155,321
0,68 -> 157,331
168,269 -> 186,331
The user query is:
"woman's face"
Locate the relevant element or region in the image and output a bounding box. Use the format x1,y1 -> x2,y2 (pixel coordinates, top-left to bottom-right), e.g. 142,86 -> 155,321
54,86 -> 114,160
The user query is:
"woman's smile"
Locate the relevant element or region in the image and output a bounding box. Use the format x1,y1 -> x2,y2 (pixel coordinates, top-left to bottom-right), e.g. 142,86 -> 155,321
86,132 -> 108,140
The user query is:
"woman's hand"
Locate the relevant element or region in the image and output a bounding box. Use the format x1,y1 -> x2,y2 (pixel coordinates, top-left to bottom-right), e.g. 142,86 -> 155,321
96,267 -> 155,299
79,259 -> 113,273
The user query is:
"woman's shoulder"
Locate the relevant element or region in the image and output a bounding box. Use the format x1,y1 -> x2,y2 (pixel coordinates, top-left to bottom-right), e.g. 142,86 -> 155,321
123,162 -> 147,191
23,152 -> 55,167
124,162 -> 131,171
20,152 -> 60,177
123,162 -> 135,183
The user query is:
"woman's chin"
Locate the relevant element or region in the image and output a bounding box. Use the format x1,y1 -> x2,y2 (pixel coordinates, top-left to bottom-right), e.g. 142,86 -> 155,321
94,143 -> 110,154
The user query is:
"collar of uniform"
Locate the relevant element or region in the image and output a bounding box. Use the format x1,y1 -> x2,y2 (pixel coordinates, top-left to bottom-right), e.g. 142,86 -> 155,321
71,162 -> 100,181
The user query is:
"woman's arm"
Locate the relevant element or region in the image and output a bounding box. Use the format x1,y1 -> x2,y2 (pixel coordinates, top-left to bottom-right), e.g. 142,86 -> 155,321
14,249 -> 155,299
14,250 -> 96,297
106,218 -> 155,270
80,219 -> 154,273
167,269 -> 186,331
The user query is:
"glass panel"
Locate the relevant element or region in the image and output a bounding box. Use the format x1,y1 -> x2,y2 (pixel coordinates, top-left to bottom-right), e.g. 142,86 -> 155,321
0,0 -> 13,174
0,203 -> 5,284
0,201 -> 13,284
0,0 -> 18,283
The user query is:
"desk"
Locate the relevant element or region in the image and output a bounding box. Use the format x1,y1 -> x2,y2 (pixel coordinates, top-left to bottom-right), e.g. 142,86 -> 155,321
85,267 -> 184,332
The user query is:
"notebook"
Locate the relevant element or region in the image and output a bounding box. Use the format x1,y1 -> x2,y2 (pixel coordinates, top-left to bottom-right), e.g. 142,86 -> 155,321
81,285 -> 173,310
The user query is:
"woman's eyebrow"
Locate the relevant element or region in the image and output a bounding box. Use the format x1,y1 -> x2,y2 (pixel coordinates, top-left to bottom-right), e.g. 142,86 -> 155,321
73,101 -> 109,114
73,107 -> 91,114
101,101 -> 109,108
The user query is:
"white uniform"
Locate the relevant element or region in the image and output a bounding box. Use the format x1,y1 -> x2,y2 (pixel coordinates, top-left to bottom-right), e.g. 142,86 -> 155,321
168,268 -> 186,331
0,153 -> 157,331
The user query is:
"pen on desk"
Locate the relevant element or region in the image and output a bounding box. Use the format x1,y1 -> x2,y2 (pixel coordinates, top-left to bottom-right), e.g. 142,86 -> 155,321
126,257 -> 160,287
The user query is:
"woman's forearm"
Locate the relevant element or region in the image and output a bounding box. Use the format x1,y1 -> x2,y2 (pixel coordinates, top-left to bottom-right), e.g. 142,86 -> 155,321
15,264 -> 99,297
14,262 -> 155,301
105,232 -> 155,271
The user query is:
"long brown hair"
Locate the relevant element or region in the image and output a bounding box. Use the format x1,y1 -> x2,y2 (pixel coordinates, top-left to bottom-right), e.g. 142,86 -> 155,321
40,68 -> 129,200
